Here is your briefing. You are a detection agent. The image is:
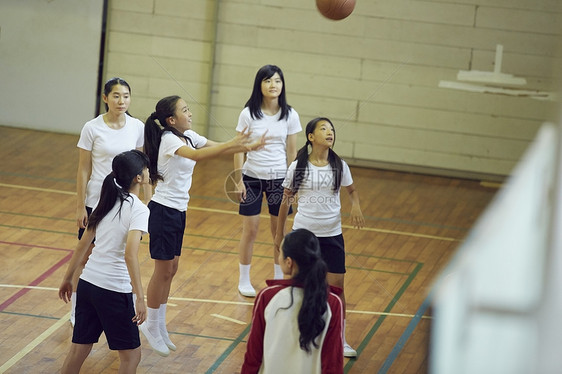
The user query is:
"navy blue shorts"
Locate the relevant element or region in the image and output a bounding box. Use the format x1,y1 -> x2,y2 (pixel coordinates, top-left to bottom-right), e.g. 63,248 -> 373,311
73,279 -> 140,350
317,234 -> 346,274
148,201 -> 185,260
77,206 -> 93,240
239,175 -> 292,216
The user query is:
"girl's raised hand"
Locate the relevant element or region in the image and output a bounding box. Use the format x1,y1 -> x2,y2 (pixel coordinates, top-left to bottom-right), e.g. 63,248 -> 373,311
231,127 -> 268,152
245,130 -> 268,151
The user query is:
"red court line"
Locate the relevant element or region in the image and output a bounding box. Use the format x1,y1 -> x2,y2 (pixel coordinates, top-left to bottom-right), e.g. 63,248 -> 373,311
0,241 -> 72,311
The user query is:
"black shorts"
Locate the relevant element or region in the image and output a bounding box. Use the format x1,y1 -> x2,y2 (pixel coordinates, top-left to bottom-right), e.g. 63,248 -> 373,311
148,201 -> 185,260
73,279 -> 140,350
317,234 -> 346,274
238,175 -> 292,216
77,206 -> 93,240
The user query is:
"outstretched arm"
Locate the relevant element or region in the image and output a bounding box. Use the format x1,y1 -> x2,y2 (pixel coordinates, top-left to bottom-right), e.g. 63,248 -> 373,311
176,127 -> 266,162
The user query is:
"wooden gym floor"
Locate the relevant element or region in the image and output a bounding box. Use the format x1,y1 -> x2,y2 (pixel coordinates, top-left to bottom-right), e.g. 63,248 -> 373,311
0,126 -> 498,373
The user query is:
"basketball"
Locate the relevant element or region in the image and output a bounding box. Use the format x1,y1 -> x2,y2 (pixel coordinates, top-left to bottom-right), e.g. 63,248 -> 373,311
316,0 -> 356,20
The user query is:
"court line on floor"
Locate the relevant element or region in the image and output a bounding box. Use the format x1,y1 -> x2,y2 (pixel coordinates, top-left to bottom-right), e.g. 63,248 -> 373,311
0,311 -> 72,373
210,314 -> 247,325
0,241 -> 72,312
0,182 -> 458,242
344,262 -> 424,373
378,291 -> 433,373
0,284 -> 430,320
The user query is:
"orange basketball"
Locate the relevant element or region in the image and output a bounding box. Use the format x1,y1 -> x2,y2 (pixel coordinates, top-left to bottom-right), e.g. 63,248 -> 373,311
316,0 -> 356,20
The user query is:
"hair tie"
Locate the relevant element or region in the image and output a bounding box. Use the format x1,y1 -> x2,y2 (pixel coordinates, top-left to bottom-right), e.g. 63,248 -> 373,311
113,178 -> 123,189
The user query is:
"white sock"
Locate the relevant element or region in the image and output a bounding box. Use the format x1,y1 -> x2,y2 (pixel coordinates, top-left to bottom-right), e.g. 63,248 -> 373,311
239,263 -> 251,286
146,307 -> 161,338
273,264 -> 284,280
343,319 -> 349,345
71,292 -> 77,316
158,304 -> 169,337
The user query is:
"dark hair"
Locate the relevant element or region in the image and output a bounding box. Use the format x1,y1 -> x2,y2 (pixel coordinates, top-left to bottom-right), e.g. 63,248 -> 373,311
292,117 -> 343,194
87,150 -> 149,231
144,95 -> 194,184
281,229 -> 328,353
245,65 -> 291,121
103,77 -> 131,112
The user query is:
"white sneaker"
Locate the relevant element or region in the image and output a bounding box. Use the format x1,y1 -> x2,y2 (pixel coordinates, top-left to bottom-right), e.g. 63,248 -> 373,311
344,343 -> 357,358
161,330 -> 177,351
238,284 -> 256,297
139,323 -> 170,357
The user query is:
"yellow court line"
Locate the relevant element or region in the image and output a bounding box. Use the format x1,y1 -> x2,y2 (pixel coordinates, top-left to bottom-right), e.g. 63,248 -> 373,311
169,296 -> 254,306
0,311 -> 71,373
0,182 -> 458,242
0,285 -> 427,319
210,313 -> 247,325
0,183 -> 76,195
348,309 -> 432,320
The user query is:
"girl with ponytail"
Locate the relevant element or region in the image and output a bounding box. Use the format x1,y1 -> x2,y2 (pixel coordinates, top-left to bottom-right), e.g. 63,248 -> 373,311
242,229 -> 344,374
140,95 -> 267,357
59,150 -> 151,374
275,117 -> 365,358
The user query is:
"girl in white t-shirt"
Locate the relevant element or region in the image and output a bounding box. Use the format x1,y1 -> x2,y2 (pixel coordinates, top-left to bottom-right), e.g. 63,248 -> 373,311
275,117 -> 365,358
59,150 -> 150,374
140,95 -> 266,357
234,65 -> 302,298
72,77 -> 151,325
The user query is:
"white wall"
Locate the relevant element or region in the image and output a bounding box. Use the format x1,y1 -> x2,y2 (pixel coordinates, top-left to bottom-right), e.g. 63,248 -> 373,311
3,0 -> 561,178
0,0 -> 103,134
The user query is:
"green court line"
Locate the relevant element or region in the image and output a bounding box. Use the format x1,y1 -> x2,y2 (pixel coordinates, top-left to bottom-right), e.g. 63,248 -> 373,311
1,311 -> 59,321
206,324 -> 252,373
0,311 -> 240,343
344,262 -> 424,373
0,221 -> 419,263
350,251 -> 420,264
346,266 -> 413,276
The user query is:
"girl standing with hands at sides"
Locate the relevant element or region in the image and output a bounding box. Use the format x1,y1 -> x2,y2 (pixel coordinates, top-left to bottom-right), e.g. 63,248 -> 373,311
141,95 -> 267,357
234,64 -> 302,298
59,150 -> 150,374
275,117 -> 365,358
241,229 -> 344,374
72,77 -> 151,326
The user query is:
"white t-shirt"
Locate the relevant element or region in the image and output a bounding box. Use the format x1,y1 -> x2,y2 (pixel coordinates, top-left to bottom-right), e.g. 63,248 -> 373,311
282,160 -> 353,237
77,114 -> 144,208
151,129 -> 208,212
236,107 -> 302,180
80,193 -> 149,293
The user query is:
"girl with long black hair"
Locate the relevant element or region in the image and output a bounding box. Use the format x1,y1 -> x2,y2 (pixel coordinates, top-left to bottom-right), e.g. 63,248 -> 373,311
59,150 -> 150,374
234,65 -> 302,297
275,117 -> 365,358
242,229 -> 344,374
140,95 -> 266,357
